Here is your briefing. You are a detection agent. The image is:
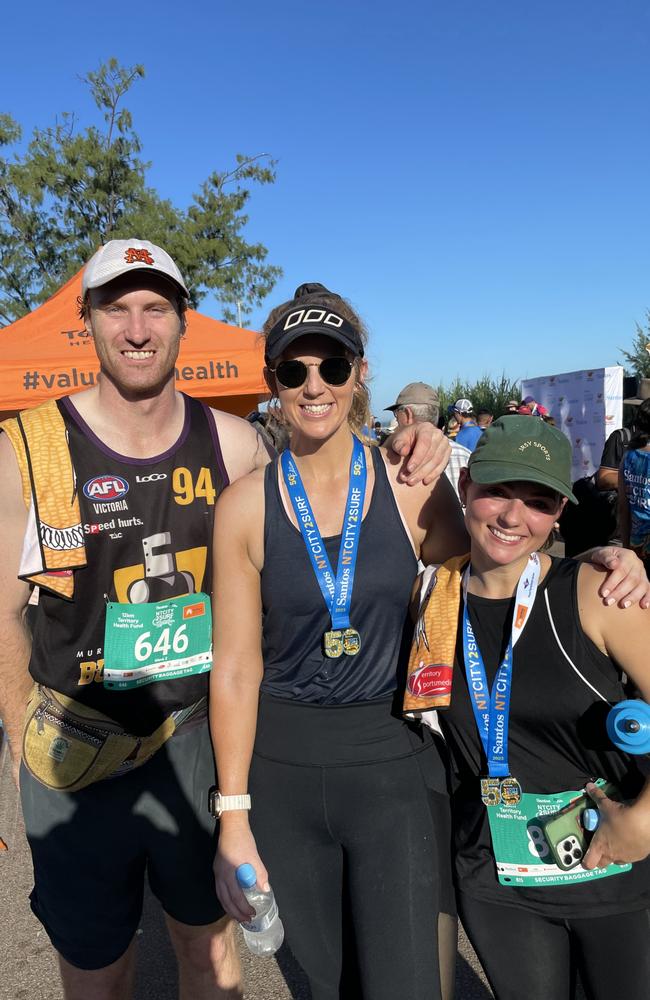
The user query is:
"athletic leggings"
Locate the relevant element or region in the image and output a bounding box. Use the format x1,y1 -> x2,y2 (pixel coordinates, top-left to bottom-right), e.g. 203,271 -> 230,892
459,894 -> 650,1000
249,695 -> 456,1000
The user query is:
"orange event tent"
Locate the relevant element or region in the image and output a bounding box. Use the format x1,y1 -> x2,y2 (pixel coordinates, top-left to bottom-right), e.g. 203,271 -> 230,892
0,269 -> 268,420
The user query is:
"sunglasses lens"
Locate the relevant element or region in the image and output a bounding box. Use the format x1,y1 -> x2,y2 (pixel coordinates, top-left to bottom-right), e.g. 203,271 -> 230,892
320,358 -> 353,386
275,360 -> 307,388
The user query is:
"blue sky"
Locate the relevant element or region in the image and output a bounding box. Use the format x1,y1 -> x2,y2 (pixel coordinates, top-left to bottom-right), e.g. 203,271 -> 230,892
2,1 -> 649,415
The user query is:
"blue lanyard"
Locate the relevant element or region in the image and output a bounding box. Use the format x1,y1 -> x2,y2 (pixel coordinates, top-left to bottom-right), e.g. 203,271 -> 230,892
462,555 -> 540,778
281,436 -> 367,630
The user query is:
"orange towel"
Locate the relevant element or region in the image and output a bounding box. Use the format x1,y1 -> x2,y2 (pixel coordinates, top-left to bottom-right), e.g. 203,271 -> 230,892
1,401 -> 85,599
403,553 -> 470,714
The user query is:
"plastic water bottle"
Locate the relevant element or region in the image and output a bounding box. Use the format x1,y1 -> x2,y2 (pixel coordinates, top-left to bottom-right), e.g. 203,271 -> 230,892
236,863 -> 284,956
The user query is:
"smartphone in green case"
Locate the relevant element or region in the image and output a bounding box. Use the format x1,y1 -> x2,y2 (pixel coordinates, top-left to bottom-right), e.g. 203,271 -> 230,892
540,782 -> 620,871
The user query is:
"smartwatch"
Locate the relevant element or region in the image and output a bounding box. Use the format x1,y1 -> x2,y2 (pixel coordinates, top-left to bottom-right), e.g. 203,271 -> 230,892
208,787 -> 251,818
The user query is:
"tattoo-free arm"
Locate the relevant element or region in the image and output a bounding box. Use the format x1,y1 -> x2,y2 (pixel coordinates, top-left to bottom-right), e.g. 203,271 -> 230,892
0,433 -> 33,785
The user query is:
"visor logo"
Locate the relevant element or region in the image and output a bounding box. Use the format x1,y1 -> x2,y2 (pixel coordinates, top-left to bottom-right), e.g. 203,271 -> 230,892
283,309 -> 344,331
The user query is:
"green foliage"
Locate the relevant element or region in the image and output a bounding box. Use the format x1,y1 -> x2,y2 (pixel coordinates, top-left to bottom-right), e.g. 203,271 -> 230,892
436,373 -> 521,422
0,58 -> 281,326
619,313 -> 650,379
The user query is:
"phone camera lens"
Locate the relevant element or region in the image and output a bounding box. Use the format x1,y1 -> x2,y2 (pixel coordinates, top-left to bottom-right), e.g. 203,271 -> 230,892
563,840 -> 572,851
573,849 -> 582,860
563,854 -> 573,866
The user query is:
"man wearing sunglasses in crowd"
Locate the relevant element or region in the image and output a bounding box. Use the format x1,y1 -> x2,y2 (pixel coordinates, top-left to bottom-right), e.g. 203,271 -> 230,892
0,240 -> 452,1000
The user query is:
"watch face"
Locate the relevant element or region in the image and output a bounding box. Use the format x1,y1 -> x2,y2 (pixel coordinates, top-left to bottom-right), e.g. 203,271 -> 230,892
208,787 -> 220,817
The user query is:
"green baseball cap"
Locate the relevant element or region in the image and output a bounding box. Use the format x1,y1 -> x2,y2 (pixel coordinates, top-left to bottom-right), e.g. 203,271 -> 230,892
467,416 -> 578,503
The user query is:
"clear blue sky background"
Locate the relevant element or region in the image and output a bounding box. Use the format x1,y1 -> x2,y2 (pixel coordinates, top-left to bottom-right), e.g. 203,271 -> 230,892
2,1 -> 649,415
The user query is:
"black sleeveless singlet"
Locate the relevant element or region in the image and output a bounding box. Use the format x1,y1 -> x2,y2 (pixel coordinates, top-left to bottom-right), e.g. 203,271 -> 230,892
28,393 -> 228,735
441,556 -> 650,916
260,446 -> 417,704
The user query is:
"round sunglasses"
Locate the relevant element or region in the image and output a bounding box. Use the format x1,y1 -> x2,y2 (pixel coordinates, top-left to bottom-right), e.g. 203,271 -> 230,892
269,357 -> 354,389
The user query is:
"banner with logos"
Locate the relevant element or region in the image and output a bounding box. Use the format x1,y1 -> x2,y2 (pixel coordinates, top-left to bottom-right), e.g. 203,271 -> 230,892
520,366 -> 623,482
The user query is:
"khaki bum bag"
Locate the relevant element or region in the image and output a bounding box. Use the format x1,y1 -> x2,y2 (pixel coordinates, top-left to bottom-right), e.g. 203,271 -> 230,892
22,685 -> 187,793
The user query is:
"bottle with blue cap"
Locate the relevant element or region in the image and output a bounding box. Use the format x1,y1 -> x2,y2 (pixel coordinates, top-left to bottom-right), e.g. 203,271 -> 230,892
235,863 -> 285,956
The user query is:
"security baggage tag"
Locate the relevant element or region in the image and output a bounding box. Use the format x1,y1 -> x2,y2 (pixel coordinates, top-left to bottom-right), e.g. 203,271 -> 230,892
103,593 -> 212,690
486,779 -> 630,888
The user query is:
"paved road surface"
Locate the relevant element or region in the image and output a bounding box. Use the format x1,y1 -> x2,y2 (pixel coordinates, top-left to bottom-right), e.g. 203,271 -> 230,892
0,740 -> 493,999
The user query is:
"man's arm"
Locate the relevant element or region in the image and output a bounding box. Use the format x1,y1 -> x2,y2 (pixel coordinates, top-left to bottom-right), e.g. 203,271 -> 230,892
0,433 -> 33,785
209,408 -> 273,485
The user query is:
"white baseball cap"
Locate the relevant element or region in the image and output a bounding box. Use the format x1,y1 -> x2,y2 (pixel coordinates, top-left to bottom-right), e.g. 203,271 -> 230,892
453,398 -> 473,414
82,239 -> 189,298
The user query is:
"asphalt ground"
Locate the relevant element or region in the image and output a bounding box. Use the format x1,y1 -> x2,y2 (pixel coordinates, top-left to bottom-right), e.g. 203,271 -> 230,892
0,739 -> 493,1000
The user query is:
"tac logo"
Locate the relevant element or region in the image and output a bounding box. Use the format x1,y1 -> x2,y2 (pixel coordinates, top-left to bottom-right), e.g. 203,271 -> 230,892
83,475 -> 130,501
283,308 -> 344,331
124,247 -> 154,266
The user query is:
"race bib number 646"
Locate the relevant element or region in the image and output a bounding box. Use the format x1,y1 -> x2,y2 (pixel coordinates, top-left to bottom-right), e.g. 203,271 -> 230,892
103,593 -> 212,690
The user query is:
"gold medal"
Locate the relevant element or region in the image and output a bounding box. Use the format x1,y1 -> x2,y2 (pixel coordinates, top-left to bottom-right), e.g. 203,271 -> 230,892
480,776 -> 501,807
499,776 -> 522,806
323,630 -> 344,658
342,628 -> 361,656
324,628 -> 361,658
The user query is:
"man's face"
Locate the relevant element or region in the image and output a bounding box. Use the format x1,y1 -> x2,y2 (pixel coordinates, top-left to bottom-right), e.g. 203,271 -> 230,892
85,273 -> 185,397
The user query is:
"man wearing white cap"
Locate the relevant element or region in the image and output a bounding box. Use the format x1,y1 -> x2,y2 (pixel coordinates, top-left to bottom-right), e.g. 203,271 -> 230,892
0,239 -> 449,998
453,397 -> 483,452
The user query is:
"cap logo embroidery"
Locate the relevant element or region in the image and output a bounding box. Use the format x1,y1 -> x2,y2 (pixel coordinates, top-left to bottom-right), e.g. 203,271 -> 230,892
283,309 -> 344,331
518,440 -> 552,461
124,248 -> 155,266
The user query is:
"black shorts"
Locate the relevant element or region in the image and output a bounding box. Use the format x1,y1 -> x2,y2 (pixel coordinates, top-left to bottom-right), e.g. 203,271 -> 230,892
21,718 -> 224,970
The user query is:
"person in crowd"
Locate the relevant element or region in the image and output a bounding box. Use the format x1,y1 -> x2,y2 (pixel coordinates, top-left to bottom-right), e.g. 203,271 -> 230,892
619,398 -> 650,575
408,416 -> 650,1000
386,382 -> 470,502
504,400 -> 520,415
0,245 -> 446,1000
385,381 -> 440,429
453,398 -> 483,452
522,395 -> 548,418
476,409 -> 494,430
210,283 -> 468,1000
446,411 -> 460,438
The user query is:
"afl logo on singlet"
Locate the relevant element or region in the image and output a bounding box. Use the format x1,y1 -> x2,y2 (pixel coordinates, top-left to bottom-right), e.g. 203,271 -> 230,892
83,475 -> 130,500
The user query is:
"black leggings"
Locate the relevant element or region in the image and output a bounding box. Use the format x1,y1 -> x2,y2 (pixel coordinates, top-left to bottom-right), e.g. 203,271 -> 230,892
249,696 -> 456,1000
459,894 -> 650,1000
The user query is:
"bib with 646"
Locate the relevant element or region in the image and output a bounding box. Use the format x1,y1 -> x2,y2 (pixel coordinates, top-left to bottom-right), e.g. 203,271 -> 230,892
103,593 -> 212,690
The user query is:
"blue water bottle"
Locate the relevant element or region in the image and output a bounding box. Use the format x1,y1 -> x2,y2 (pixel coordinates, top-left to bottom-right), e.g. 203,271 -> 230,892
606,700 -> 650,755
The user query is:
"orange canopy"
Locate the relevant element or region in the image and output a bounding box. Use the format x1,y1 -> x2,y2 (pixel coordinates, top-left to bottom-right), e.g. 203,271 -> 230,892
0,269 -> 268,418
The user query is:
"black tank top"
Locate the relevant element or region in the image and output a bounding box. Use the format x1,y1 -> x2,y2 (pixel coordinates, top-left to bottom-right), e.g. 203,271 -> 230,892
260,446 -> 417,703
441,557 -> 650,916
29,393 -> 228,735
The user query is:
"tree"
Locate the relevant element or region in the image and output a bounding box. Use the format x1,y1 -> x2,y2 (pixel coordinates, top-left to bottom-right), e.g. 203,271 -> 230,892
620,313 -> 650,379
437,373 -> 521,421
0,59 -> 281,326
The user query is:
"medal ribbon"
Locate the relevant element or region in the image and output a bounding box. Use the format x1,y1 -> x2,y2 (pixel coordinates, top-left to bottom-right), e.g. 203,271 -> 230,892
281,436 -> 367,630
462,553 -> 541,778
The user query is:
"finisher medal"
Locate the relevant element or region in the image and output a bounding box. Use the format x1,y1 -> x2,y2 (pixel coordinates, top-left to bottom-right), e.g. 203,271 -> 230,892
480,777 -> 501,807
323,630 -> 344,658
499,776 -> 522,806
282,438 -> 366,660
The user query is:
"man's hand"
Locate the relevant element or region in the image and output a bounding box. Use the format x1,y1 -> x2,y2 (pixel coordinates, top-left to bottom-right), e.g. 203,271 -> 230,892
582,783 -> 650,869
387,423 -> 450,485
588,546 -> 650,609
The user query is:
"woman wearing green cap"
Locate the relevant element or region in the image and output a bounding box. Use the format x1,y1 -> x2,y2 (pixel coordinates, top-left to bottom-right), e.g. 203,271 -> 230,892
410,416 -> 650,1000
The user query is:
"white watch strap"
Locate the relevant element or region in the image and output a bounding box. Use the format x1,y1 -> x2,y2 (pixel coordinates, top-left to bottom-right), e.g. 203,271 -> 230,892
219,793 -> 251,812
